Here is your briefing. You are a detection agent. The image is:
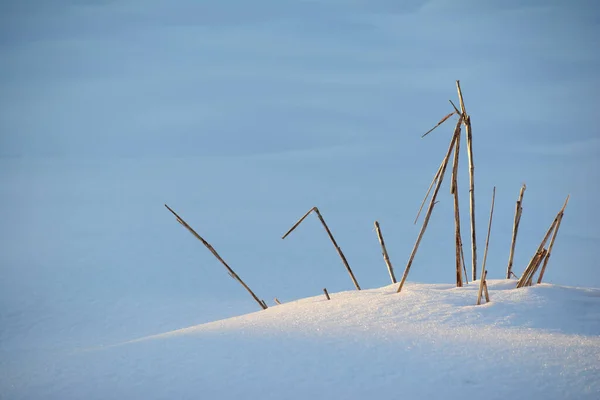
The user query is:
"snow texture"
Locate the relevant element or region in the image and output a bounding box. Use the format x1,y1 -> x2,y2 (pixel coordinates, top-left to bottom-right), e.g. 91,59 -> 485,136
2,280 -> 599,399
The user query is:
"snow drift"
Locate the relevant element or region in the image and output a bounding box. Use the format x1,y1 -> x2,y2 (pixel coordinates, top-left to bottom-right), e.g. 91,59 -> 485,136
3,280 -> 600,399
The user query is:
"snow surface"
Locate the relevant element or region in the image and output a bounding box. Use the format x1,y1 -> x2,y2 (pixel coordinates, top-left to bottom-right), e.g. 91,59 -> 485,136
2,279 -> 599,399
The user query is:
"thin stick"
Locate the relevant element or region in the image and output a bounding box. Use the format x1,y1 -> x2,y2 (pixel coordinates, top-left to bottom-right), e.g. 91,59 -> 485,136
450,125 -> 460,195
164,204 -> 267,310
274,298 -> 282,305
518,196 -> 569,288
282,207 -> 361,290
477,269 -> 488,305
422,111 -> 456,138
323,288 -> 331,300
535,219 -> 563,284
483,281 -> 490,303
456,81 -> 467,123
537,195 -> 569,284
449,99 -> 461,115
261,300 -> 268,309
507,184 -> 526,278
374,221 -> 396,283
456,80 -> 478,281
414,160 -> 443,224
282,206 -> 316,239
516,216 -> 560,288
481,186 -> 496,274
451,129 -> 463,287
517,230 -> 555,289
526,249 -> 548,287
460,240 -> 468,285
313,208 -> 360,290
452,98 -> 468,286
397,117 -> 462,293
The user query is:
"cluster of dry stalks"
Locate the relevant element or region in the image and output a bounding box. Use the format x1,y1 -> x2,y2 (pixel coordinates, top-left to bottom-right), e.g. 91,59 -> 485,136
163,81 -> 569,309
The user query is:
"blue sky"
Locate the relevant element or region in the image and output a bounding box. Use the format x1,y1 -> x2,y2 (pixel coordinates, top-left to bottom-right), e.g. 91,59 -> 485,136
1,0 -> 599,350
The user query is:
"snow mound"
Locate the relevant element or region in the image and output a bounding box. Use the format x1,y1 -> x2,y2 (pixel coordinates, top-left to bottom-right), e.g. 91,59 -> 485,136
131,279 -> 600,341
5,280 -> 600,399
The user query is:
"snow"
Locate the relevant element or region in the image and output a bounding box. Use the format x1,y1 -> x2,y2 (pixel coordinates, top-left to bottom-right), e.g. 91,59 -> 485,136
3,280 -> 599,399
2,1 -> 599,399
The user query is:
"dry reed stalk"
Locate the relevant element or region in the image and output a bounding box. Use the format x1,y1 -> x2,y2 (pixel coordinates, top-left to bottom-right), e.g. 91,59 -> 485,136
449,100 -> 461,115
507,184 -> 526,278
483,281 -> 490,303
477,269 -> 488,305
323,288 -> 331,300
460,240 -> 468,285
456,80 -> 478,281
537,195 -> 569,284
451,128 -> 464,287
516,215 -> 561,288
422,111 -> 456,138
397,117 -> 462,293
481,187 -> 496,274
282,207 -> 315,239
517,197 -> 569,288
526,249 -> 548,287
274,298 -> 282,305
282,207 -> 361,290
164,204 -> 267,310
414,160 -> 444,224
374,221 -> 396,283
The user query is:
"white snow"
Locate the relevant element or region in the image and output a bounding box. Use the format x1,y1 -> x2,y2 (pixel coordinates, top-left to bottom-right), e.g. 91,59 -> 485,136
3,279 -> 599,399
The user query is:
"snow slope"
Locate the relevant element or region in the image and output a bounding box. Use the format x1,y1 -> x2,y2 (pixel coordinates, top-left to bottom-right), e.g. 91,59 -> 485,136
2,280 -> 599,399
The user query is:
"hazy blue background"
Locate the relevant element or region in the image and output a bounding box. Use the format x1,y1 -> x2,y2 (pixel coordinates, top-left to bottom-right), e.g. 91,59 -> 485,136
1,0 -> 599,357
